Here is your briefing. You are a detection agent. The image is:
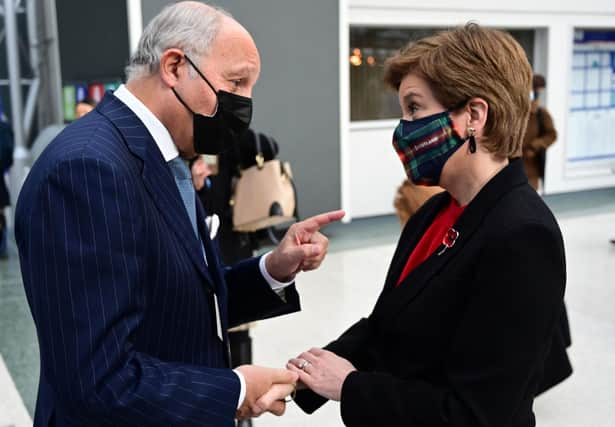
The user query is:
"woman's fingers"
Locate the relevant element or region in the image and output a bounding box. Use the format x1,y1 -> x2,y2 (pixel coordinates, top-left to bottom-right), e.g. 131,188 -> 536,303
297,351 -> 319,365
308,347 -> 326,357
287,363 -> 315,387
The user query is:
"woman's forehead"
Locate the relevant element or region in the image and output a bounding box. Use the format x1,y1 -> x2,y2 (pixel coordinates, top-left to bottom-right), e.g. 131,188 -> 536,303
399,73 -> 429,92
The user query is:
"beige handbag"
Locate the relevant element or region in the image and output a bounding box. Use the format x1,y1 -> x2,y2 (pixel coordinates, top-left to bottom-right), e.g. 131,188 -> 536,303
231,133 -> 297,232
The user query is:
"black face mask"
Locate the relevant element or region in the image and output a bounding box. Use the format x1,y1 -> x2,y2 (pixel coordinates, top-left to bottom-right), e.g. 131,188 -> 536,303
172,54 -> 253,155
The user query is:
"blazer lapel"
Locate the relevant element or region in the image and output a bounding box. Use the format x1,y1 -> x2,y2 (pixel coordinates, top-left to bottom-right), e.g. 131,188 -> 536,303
381,193 -> 449,293
373,160 -> 529,320
195,199 -> 233,365
97,92 -> 215,290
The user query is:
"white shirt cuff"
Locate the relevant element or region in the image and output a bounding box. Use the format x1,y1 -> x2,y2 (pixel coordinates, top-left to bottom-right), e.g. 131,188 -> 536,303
259,252 -> 295,292
233,369 -> 246,409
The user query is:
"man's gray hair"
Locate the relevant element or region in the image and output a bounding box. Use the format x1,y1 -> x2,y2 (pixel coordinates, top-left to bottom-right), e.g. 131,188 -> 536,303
125,2 -> 231,81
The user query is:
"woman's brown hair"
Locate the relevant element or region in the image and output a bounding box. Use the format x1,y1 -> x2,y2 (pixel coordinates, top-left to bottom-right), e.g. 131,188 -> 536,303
384,23 -> 532,158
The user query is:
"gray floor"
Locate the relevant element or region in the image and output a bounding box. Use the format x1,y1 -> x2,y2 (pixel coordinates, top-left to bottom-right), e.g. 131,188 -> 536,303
0,231 -> 39,420
1,187 -> 614,425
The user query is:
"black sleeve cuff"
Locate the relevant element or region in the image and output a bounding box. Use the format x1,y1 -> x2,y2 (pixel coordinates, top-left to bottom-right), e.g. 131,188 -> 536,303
293,388 -> 329,414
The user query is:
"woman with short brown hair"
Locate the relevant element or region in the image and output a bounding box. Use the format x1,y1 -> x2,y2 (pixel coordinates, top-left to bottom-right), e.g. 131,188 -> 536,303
383,23 -> 531,159
289,24 -> 569,426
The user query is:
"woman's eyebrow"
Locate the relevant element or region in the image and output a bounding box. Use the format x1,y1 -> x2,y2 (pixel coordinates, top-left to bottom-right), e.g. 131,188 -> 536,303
401,91 -> 423,103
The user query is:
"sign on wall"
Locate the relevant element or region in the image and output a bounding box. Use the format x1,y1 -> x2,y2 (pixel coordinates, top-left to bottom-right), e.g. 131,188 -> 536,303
567,29 -> 615,169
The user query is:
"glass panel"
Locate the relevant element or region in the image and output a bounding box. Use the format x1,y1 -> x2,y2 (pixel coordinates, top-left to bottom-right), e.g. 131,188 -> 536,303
349,27 -> 535,122
566,29 -> 615,163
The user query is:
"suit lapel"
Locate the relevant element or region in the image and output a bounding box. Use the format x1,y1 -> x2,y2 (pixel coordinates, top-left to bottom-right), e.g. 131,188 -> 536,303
373,161 -> 528,321
195,199 -> 225,296
97,92 -> 215,290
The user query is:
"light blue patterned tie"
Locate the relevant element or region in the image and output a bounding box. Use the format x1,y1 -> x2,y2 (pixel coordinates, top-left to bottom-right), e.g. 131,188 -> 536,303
168,156 -> 198,238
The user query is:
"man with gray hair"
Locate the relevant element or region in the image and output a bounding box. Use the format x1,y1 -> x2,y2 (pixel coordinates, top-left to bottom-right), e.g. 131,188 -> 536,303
15,2 -> 344,426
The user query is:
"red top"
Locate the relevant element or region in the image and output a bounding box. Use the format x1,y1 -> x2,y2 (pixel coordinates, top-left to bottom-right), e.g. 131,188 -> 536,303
396,198 -> 466,286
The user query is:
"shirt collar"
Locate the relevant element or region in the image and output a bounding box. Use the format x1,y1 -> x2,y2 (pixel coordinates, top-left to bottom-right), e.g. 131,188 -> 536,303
113,84 -> 179,162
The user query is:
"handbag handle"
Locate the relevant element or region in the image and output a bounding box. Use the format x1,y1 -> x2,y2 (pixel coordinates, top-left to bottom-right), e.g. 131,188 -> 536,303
254,132 -> 278,170
254,132 -> 265,169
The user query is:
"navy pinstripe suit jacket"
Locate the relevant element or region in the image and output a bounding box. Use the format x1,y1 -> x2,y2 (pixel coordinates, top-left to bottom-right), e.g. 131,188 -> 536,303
15,93 -> 301,427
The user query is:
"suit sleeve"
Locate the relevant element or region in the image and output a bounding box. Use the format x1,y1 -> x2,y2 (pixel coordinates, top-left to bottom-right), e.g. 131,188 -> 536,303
337,224 -> 566,427
20,157 -> 241,426
224,257 -> 301,328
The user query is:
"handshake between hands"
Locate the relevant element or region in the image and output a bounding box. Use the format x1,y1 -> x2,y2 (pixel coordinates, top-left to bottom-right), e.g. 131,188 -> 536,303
235,348 -> 357,420
234,365 -> 297,420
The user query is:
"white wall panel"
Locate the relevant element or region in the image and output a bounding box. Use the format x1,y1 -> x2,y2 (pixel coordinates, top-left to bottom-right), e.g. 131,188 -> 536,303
348,121 -> 406,218
349,0 -> 615,15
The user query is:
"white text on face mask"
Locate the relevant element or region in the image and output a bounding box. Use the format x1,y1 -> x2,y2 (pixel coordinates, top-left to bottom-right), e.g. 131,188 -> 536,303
412,136 -> 439,153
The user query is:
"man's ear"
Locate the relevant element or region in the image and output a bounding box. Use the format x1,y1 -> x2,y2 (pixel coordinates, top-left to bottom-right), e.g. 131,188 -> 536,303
159,48 -> 185,88
467,97 -> 489,134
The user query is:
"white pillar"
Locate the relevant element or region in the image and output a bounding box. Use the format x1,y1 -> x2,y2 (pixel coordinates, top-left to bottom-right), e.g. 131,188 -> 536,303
4,0 -> 27,214
127,0 -> 143,55
339,0 -> 351,222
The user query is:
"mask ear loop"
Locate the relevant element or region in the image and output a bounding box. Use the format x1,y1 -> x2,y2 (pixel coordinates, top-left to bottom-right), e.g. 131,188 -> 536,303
184,54 -> 218,95
182,54 -> 220,117
171,88 -> 196,114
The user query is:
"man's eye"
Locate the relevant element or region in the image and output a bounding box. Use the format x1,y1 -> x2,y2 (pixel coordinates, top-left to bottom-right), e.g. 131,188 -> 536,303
232,79 -> 242,87
408,103 -> 419,114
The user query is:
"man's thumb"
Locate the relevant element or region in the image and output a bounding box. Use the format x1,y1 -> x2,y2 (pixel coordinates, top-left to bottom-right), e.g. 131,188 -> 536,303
271,368 -> 298,384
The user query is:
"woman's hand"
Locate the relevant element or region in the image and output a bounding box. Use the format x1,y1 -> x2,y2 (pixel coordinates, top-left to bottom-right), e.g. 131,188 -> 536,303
287,348 -> 357,401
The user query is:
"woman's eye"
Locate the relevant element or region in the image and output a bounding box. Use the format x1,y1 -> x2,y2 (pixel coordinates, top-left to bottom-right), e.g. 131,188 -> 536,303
408,103 -> 419,114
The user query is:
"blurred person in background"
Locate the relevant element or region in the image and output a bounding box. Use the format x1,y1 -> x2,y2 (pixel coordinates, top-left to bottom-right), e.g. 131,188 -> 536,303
288,24 -> 569,426
75,97 -> 97,119
393,179 -> 443,226
0,117 -> 14,258
522,74 -> 557,191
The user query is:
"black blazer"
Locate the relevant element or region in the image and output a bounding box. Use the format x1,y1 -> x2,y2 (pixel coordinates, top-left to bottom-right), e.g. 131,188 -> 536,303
295,159 -> 567,427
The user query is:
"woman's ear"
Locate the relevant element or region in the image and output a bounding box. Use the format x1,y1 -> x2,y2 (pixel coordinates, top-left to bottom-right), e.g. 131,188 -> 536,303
159,48 -> 185,88
467,97 -> 489,133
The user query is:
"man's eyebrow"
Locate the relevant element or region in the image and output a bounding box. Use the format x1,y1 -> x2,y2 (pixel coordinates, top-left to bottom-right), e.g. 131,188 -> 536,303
224,64 -> 257,76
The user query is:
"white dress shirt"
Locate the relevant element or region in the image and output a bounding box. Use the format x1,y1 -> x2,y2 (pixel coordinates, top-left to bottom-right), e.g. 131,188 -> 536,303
114,84 -> 294,409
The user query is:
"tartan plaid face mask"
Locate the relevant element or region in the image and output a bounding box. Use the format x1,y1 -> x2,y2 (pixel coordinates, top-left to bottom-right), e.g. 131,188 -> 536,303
392,110 -> 467,186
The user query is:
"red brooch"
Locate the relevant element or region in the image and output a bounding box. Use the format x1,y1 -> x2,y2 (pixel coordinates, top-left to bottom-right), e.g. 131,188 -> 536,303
437,228 -> 460,256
